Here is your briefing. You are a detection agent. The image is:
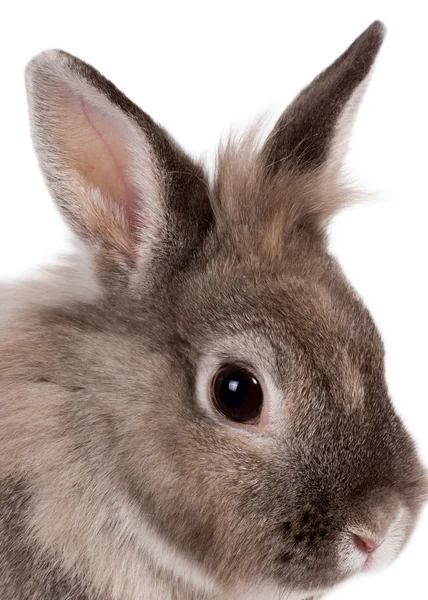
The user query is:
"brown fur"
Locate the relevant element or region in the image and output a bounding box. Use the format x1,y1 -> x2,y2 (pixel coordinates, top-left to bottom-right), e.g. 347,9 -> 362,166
0,20 -> 426,600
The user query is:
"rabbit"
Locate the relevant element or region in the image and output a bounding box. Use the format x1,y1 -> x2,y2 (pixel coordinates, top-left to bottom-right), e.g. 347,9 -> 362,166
0,18 -> 426,600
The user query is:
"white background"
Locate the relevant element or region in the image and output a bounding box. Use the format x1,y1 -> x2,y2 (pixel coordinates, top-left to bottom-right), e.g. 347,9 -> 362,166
1,1 -> 426,598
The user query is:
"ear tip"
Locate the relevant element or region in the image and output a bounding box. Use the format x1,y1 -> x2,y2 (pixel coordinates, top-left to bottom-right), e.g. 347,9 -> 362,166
367,20 -> 387,46
25,50 -> 84,88
369,20 -> 387,37
25,50 -> 67,89
357,20 -> 387,55
26,49 -> 65,72
334,20 -> 386,83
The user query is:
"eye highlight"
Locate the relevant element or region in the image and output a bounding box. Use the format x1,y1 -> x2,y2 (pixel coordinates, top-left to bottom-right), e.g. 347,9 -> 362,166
210,364 -> 263,424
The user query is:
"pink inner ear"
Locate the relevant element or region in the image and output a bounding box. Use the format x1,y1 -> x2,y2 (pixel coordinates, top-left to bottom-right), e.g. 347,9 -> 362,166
79,96 -> 130,207
78,95 -> 144,249
46,77 -> 147,257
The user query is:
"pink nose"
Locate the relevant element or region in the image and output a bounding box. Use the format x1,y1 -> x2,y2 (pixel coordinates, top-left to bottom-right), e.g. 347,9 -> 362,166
353,534 -> 382,554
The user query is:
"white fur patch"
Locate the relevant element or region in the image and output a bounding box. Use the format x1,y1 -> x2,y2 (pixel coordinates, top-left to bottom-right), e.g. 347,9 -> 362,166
338,503 -> 411,577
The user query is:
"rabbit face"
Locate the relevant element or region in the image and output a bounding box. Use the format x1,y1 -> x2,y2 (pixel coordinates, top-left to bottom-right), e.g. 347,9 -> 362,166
21,20 -> 427,599
108,245 -> 425,596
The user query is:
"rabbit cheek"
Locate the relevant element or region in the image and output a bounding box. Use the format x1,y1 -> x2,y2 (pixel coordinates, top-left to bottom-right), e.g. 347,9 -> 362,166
272,510 -> 341,591
0,475 -> 89,599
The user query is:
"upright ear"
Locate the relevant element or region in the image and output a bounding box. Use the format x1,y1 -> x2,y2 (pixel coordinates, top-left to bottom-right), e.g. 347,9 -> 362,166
261,21 -> 386,177
26,50 -> 211,283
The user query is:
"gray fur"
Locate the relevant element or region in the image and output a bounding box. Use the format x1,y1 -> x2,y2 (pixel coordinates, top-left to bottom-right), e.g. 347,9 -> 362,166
0,20 -> 426,600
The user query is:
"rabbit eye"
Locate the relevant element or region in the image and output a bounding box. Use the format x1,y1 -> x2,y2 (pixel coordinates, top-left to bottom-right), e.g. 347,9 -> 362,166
211,365 -> 263,423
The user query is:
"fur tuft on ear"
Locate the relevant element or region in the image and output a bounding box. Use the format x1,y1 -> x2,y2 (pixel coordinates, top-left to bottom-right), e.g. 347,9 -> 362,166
212,22 -> 386,254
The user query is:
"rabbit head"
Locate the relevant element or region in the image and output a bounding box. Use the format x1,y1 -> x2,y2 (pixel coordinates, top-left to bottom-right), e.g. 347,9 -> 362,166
23,20 -> 427,599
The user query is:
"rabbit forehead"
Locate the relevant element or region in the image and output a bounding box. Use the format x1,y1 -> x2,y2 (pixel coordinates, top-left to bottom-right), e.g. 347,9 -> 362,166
179,256 -> 383,387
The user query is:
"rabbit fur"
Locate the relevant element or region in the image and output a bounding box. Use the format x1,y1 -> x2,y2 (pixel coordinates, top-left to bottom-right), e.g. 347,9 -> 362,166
0,20 -> 427,600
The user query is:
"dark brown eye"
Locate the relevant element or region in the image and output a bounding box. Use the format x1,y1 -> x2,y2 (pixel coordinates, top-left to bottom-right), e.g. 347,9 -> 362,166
211,365 -> 263,423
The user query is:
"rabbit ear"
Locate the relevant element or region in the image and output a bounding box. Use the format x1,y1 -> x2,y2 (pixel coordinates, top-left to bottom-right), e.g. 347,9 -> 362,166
213,22 -> 386,256
26,50 -> 210,279
261,21 -> 386,176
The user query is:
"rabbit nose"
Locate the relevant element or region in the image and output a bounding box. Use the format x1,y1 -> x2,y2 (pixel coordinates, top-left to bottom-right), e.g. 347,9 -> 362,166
353,534 -> 383,554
